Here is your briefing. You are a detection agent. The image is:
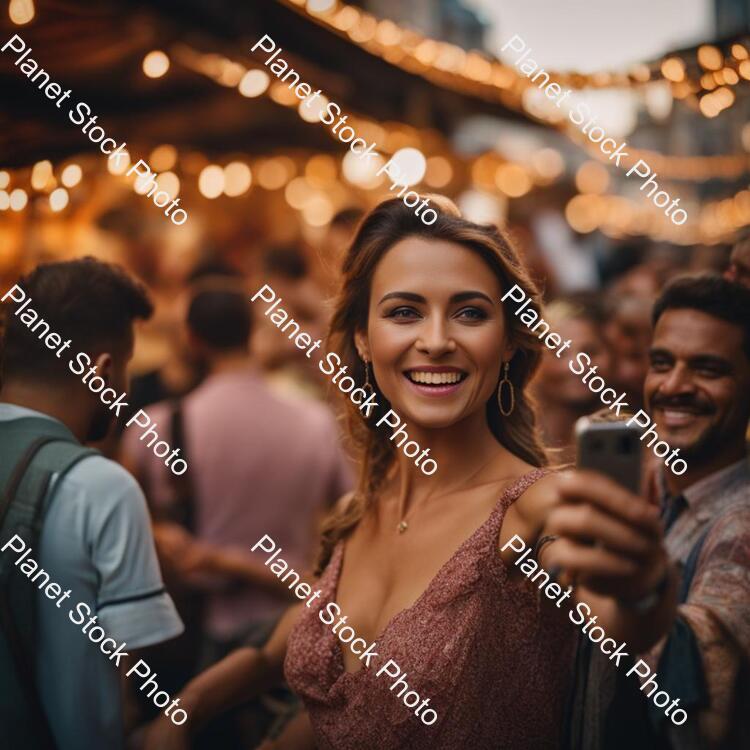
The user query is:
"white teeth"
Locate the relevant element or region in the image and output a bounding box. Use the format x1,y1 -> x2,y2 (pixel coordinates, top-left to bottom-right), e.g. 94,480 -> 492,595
408,371 -> 463,385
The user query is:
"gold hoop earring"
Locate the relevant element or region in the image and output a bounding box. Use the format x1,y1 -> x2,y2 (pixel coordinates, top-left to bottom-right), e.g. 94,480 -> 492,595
498,361 -> 515,416
362,359 -> 374,397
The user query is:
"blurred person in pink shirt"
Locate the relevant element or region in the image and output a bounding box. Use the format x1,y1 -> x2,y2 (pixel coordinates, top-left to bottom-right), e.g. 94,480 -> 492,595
122,276 -> 353,656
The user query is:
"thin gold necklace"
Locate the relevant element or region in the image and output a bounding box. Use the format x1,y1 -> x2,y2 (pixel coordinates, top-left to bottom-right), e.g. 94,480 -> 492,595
394,455 -> 498,534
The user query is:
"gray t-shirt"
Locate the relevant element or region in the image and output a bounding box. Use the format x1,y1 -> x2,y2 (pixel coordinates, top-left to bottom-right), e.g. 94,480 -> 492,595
0,404 -> 184,750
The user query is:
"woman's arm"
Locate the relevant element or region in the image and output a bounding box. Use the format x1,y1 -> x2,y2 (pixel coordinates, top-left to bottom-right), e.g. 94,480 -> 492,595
257,710 -> 316,750
141,603 -> 303,750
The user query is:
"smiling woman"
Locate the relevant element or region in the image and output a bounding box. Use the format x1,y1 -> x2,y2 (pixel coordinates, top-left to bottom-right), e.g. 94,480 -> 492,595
278,196 -> 578,749
141,197 -> 676,750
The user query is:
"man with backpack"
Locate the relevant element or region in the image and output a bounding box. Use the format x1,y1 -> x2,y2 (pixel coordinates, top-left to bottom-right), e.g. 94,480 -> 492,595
0,257 -> 183,750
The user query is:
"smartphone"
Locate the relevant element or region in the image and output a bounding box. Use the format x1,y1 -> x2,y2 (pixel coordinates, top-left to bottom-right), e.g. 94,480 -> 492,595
575,417 -> 643,494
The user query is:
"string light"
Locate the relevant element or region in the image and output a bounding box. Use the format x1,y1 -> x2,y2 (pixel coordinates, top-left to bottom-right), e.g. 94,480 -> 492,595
424,156 -> 453,188
0,171 -> 9,189
149,145 -> 177,172
30,160 -> 53,191
281,0 -> 747,121
9,188 -> 27,211
107,149 -> 130,175
223,162 -> 252,196
143,51 -> 170,79
60,164 -> 82,188
239,69 -> 270,97
49,187 -> 69,212
660,58 -> 685,83
198,165 -> 225,199
307,0 -> 336,13
9,0 -> 34,25
575,162 -> 610,194
156,171 -> 180,199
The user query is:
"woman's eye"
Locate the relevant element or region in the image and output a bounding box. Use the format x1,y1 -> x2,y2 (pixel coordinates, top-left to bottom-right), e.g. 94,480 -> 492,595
387,306 -> 420,320
456,307 -> 487,321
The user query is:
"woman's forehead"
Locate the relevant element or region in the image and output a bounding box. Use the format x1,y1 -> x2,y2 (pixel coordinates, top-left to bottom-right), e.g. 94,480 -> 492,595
371,237 -> 502,297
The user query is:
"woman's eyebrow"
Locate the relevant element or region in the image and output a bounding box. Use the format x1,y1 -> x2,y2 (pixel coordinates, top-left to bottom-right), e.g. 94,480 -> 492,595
451,291 -> 493,304
378,291 -> 425,304
378,290 -> 494,305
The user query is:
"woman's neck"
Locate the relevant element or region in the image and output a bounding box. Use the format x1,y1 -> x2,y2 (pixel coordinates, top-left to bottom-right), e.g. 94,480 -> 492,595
391,409 -> 513,508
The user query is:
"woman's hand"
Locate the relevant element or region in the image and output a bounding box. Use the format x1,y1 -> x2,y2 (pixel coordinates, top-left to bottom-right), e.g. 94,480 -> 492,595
543,470 -> 668,602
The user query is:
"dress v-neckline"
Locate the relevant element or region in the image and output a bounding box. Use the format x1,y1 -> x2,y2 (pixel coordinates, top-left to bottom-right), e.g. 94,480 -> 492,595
327,469 -> 544,679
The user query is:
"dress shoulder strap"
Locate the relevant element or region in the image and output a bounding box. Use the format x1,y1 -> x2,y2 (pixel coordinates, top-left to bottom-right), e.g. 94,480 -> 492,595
486,467 -> 551,537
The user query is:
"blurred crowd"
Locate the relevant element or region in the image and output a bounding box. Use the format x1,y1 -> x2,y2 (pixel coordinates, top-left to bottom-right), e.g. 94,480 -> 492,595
103,219 -> 749,745
2,208 -> 749,749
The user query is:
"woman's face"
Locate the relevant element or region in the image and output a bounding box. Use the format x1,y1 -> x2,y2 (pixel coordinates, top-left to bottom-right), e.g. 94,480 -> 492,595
359,236 -> 513,430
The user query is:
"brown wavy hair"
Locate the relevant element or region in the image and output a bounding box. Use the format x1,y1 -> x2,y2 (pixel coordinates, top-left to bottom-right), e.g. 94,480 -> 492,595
316,196 -> 547,573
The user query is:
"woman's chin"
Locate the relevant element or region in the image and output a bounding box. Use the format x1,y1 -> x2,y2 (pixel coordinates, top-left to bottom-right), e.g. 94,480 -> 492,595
390,401 -> 476,432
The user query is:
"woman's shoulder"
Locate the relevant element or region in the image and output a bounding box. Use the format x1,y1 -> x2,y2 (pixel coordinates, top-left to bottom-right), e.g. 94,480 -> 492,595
504,465 -> 562,529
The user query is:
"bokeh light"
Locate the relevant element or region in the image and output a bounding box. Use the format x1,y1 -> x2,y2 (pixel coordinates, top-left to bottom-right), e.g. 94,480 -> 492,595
239,70 -> 270,98
9,188 -> 28,211
61,164 -> 82,188
49,187 -> 69,212
223,162 -> 252,196
198,165 -> 225,199
143,51 -> 170,79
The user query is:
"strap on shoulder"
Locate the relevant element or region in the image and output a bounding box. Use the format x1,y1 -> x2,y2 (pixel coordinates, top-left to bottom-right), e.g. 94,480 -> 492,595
0,436 -> 60,529
0,436 -> 96,750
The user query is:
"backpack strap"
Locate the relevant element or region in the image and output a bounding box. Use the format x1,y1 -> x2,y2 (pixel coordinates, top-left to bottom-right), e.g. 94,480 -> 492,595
0,437 -> 97,750
0,436 -> 60,529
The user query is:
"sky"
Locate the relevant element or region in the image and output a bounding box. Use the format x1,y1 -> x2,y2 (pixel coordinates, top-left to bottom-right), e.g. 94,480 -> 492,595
465,0 -> 714,71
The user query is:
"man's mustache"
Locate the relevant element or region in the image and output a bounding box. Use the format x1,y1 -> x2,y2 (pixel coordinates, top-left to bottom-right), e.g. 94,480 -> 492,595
650,395 -> 714,414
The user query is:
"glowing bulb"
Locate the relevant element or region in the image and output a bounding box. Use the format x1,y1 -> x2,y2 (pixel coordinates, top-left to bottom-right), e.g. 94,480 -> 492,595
575,162 -> 610,194
257,159 -> 288,190
0,191 -> 9,210
198,165 -> 225,199
149,145 -> 177,172
239,69 -> 270,97
9,0 -> 34,25
223,162 -> 252,196
342,149 -> 384,188
697,45 -> 722,71
107,149 -> 130,175
387,148 -> 426,187
660,58 -> 685,83
30,160 -> 52,191
61,164 -> 82,188
299,93 -> 328,123
305,155 -> 337,187
49,187 -> 69,212
307,0 -> 336,13
285,177 -> 314,209
424,156 -> 453,188
302,194 -> 334,226
531,149 -> 564,181
495,164 -> 532,197
9,188 -> 27,211
143,51 -> 170,79
156,171 -> 180,199
0,171 -> 9,189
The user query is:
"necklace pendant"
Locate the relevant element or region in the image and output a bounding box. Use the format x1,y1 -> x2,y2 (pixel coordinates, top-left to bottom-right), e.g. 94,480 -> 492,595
397,520 -> 409,534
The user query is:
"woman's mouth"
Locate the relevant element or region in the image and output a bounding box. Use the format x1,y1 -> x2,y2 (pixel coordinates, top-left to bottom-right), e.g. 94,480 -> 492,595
403,368 -> 468,397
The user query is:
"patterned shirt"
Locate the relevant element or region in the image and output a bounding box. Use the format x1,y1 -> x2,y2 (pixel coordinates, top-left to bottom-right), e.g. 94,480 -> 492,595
650,458 -> 750,749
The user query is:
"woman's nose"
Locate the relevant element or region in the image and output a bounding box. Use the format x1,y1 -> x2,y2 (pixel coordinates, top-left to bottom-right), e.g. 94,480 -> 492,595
415,318 -> 456,357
